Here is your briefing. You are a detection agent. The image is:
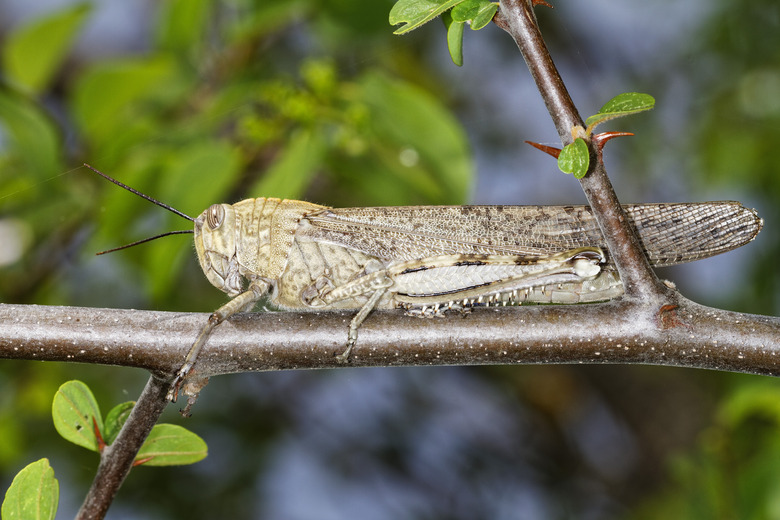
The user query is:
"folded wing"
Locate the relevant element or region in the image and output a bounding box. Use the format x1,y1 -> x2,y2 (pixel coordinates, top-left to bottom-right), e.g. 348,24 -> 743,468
298,201 -> 762,268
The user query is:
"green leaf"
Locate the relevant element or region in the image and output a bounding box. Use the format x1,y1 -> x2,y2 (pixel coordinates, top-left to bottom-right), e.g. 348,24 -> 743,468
356,72 -> 472,204
70,56 -> 179,148
249,129 -> 326,199
1,3 -> 91,94
51,381 -> 103,452
471,4 -> 498,29
135,424 -> 208,466
103,402 -> 135,446
156,0 -> 212,52
158,140 -> 241,215
0,88 -> 62,179
389,0 -> 464,35
584,92 -> 655,128
451,0 -> 498,30
1,459 -> 58,520
442,11 -> 465,66
718,382 -> 780,427
557,138 -> 590,179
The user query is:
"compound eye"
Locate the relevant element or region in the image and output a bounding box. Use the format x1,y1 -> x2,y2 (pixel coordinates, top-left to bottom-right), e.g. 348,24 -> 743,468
206,204 -> 225,229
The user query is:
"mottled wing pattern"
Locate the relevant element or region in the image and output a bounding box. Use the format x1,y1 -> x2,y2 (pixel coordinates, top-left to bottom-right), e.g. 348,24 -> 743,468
298,201 -> 761,268
624,202 -> 761,265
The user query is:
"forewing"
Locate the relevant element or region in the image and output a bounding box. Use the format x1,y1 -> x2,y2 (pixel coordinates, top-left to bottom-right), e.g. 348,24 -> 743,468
623,201 -> 762,266
297,202 -> 761,267
299,205 -> 603,261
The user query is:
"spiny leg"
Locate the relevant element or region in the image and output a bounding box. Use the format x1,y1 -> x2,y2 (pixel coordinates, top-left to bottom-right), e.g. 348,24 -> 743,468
168,279 -> 270,402
335,287 -> 387,364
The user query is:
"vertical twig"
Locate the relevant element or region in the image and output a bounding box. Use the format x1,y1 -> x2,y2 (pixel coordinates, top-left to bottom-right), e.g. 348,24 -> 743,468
496,0 -> 666,301
76,375 -> 170,520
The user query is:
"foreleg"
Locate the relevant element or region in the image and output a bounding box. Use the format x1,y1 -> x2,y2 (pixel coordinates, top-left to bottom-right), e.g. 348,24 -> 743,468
168,279 -> 271,403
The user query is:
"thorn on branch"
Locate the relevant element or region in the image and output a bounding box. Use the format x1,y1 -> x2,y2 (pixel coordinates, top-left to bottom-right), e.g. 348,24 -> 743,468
592,131 -> 634,155
93,417 -> 107,453
525,140 -> 561,158
657,304 -> 691,330
132,457 -> 154,467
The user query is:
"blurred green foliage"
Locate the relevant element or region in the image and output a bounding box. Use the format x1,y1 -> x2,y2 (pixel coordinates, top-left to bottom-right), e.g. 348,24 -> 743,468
0,0 -> 778,518
0,0 -> 472,513
0,0 -> 471,311
2,3 -> 91,95
633,379 -> 780,519
685,0 -> 780,317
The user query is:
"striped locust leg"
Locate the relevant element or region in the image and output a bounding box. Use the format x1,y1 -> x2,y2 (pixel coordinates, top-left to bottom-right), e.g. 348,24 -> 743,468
312,247 -> 606,363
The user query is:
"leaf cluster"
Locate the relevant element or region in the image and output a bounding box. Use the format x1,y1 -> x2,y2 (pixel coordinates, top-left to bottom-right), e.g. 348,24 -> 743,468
632,380 -> 780,520
390,0 -> 498,65
558,93 -> 655,178
3,381 -> 205,519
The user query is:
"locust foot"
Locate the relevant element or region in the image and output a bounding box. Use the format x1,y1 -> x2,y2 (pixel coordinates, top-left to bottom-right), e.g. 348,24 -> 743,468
167,369 -> 209,417
335,337 -> 356,364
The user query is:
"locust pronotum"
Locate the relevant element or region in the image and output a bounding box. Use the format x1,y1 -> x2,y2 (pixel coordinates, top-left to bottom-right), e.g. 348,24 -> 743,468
85,165 -> 763,404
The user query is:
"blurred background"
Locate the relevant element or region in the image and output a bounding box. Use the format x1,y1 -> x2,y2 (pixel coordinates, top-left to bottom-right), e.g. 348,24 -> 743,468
1,0 -> 779,518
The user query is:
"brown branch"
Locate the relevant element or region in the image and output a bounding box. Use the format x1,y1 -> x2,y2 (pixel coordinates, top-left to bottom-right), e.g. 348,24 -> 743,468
76,375 -> 169,520
3,303 -> 780,378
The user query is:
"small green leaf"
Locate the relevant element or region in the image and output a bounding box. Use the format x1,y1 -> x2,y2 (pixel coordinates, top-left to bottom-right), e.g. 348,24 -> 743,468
135,424 -> 208,466
451,0 -> 498,30
1,459 -> 59,520
52,381 -> 103,452
1,3 -> 91,94
389,0 -> 463,34
442,11 -> 465,66
471,3 -> 498,30
0,88 -> 62,179
584,92 -> 655,128
558,138 -> 590,179
104,401 -> 135,446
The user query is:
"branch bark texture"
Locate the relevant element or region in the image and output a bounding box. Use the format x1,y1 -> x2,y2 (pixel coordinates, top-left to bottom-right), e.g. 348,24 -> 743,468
3,302 -> 780,378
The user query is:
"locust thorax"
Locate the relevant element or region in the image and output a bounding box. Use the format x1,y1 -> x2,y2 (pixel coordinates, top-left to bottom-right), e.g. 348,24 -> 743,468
194,203 -> 243,297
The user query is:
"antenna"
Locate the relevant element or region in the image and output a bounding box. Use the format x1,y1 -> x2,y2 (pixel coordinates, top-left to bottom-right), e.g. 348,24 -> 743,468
95,230 -> 194,255
85,163 -> 196,255
84,163 -> 195,222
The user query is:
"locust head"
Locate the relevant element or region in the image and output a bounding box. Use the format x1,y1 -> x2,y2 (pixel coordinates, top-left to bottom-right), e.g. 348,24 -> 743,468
194,203 -> 243,297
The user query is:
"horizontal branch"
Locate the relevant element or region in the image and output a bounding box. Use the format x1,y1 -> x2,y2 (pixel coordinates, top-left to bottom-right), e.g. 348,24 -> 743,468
3,301 -> 780,378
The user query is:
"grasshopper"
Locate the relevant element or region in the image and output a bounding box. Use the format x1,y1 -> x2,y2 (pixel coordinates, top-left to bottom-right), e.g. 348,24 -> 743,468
85,166 -> 763,401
